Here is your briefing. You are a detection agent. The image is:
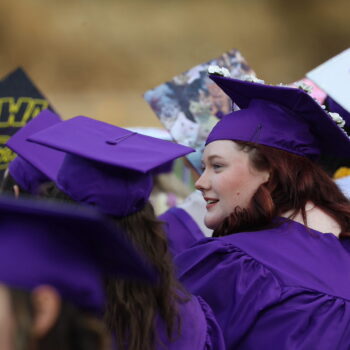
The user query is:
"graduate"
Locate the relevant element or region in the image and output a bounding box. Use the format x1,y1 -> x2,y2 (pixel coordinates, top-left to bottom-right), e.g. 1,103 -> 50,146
0,195 -> 153,350
175,69 -> 350,349
28,116 -> 225,350
2,109 -> 64,197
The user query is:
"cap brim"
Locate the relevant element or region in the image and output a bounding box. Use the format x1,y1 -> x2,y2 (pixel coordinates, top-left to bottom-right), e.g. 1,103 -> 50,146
0,196 -> 155,282
326,96 -> 350,126
28,116 -> 194,173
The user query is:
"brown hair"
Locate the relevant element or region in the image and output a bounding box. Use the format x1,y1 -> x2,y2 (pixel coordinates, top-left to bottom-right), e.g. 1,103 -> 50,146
214,141 -> 350,238
38,183 -> 186,350
105,202 -> 186,350
9,287 -> 110,350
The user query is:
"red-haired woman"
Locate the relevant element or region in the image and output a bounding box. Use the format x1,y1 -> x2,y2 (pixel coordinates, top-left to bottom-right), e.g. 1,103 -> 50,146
175,71 -> 350,349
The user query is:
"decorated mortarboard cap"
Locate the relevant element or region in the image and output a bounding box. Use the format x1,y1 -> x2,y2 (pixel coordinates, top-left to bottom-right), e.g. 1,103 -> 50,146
0,68 -> 48,99
0,68 -> 56,175
206,73 -> 350,160
0,196 -> 154,314
28,116 -> 194,216
6,109 -> 65,193
325,96 -> 350,129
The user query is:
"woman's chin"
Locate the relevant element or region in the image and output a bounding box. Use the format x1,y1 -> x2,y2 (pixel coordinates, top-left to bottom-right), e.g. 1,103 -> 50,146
204,216 -> 221,230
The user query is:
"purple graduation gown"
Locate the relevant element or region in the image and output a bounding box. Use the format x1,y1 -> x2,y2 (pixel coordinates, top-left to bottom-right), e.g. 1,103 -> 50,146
175,219 -> 350,349
159,207 -> 206,256
112,295 -> 225,349
156,295 -> 225,349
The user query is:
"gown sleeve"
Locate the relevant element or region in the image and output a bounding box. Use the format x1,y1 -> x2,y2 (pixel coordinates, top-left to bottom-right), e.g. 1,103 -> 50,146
155,293 -> 226,350
159,207 -> 205,256
195,295 -> 226,350
175,238 -> 282,349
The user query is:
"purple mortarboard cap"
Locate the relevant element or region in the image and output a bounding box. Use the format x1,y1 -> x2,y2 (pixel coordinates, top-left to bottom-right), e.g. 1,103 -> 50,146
152,160 -> 174,175
206,75 -> 350,160
127,127 -> 175,175
8,158 -> 49,194
0,196 -> 154,314
6,109 -> 65,193
28,116 -> 194,216
326,96 -> 350,128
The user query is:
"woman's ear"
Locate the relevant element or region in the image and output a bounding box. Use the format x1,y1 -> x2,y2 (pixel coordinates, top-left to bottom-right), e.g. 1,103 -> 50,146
31,285 -> 61,338
263,171 -> 270,184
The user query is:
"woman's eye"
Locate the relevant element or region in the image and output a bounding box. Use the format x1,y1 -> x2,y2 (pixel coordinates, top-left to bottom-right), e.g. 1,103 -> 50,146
213,164 -> 223,170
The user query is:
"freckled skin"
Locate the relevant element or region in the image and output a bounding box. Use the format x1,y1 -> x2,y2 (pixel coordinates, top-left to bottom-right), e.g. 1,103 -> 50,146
196,140 -> 269,229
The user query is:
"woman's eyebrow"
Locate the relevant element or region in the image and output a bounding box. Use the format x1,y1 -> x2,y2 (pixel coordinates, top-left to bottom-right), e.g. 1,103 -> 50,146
202,155 -> 224,166
207,155 -> 224,161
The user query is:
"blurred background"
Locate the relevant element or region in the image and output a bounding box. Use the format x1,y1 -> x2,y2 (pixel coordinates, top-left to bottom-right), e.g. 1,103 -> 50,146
0,0 -> 349,127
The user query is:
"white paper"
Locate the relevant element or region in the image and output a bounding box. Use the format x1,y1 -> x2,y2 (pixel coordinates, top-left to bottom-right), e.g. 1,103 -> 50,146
306,48 -> 350,112
335,175 -> 350,199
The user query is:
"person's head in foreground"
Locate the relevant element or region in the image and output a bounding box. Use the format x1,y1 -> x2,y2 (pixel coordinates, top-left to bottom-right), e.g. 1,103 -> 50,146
0,196 -> 153,350
196,70 -> 350,237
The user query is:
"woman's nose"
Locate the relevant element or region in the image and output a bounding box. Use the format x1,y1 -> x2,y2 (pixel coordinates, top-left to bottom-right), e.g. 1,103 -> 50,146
195,172 -> 210,191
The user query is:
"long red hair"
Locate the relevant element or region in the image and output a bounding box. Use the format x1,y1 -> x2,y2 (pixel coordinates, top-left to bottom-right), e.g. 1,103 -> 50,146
214,141 -> 350,238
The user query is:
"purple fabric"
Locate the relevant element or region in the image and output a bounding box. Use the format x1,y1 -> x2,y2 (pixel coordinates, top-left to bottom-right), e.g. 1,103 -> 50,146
8,157 -> 49,194
0,196 -> 154,314
57,154 -> 153,216
326,96 -> 350,127
152,159 -> 174,175
175,219 -> 350,349
159,207 -> 206,256
155,295 -> 225,349
29,116 -> 194,174
6,109 -> 65,185
207,75 -> 350,159
28,116 -> 194,216
112,295 -> 225,350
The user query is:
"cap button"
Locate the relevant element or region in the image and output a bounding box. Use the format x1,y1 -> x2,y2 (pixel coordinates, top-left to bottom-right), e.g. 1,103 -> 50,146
106,139 -> 118,145
105,132 -> 137,145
